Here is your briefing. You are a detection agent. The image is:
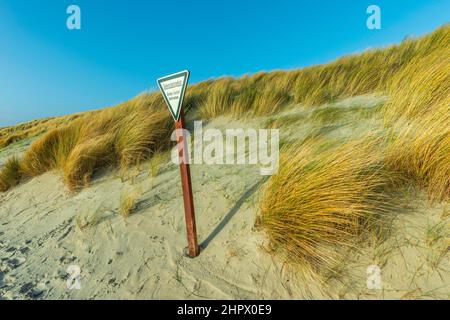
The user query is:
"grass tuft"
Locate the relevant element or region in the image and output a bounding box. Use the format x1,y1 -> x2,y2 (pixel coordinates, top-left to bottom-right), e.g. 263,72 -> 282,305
1,94 -> 173,191
383,47 -> 450,201
257,137 -> 393,270
0,157 -> 22,192
119,188 -> 140,218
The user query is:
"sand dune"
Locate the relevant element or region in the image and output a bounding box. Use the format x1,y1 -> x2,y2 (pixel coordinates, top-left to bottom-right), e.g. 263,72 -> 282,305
1,98 -> 448,299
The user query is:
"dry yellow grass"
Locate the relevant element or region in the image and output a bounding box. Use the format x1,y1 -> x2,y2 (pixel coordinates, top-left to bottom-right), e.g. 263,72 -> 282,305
257,137 -> 393,270
20,125 -> 81,176
148,150 -> 167,179
383,50 -> 449,122
256,25 -> 449,272
199,75 -> 292,119
0,157 -> 22,192
63,134 -> 115,189
2,93 -> 172,191
198,78 -> 237,119
385,118 -> 449,202
383,47 -> 450,201
196,24 -> 448,119
0,114 -> 83,149
119,188 -> 140,218
0,24 -> 448,196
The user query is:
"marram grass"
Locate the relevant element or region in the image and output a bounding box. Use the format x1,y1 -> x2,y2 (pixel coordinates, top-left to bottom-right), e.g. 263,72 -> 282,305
383,46 -> 450,201
5,94 -> 172,191
0,157 -> 22,192
257,137 -> 393,270
0,24 -> 448,200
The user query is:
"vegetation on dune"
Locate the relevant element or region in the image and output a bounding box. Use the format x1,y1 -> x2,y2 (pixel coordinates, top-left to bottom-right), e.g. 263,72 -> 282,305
119,187 -> 141,219
256,25 -> 449,270
198,76 -> 291,119
0,25 -> 447,193
20,125 -> 82,177
383,47 -> 450,201
0,157 -> 22,192
198,24 -> 449,118
257,137 -> 394,270
0,24 -> 447,147
3,94 -> 172,191
0,114 -> 83,149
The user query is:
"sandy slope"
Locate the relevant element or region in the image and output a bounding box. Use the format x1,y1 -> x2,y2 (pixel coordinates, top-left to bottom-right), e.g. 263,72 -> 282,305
0,152 -> 298,299
0,118 -> 297,299
1,97 -> 449,299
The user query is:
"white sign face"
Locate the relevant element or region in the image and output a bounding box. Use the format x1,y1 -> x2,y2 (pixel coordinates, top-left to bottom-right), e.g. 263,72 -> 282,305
157,70 -> 190,121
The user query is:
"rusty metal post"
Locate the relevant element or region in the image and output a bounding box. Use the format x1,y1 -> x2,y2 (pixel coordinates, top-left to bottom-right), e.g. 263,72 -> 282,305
174,109 -> 200,258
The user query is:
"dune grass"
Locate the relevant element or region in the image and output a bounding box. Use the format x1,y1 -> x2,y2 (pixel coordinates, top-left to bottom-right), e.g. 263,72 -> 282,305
2,94 -> 172,191
383,47 -> 450,201
119,188 -> 141,218
148,150 -> 168,179
256,25 -> 449,272
385,117 -> 449,202
196,24 -> 448,119
0,25 -> 446,201
0,157 -> 22,192
0,24 -> 447,150
0,114 -> 83,149
0,25 -> 447,204
257,137 -> 393,270
20,124 -> 82,177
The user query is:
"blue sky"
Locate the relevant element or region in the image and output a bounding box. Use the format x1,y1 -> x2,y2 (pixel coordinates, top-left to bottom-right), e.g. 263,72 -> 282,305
0,0 -> 449,127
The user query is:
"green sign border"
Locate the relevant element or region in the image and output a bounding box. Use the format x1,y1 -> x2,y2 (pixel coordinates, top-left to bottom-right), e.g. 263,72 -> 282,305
157,70 -> 190,121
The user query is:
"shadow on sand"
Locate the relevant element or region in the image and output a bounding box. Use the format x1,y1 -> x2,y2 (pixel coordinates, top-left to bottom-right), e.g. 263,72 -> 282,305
200,177 -> 268,250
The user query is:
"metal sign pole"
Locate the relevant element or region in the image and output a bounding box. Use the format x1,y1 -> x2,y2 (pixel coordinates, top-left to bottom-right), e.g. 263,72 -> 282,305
157,70 -> 199,258
174,108 -> 200,258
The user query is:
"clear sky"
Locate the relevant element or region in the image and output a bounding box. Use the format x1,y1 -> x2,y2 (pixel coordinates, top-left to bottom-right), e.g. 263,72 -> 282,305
0,0 -> 449,127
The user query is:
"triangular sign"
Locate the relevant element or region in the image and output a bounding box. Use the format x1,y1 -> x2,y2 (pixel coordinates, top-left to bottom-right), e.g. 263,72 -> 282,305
157,70 -> 190,121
